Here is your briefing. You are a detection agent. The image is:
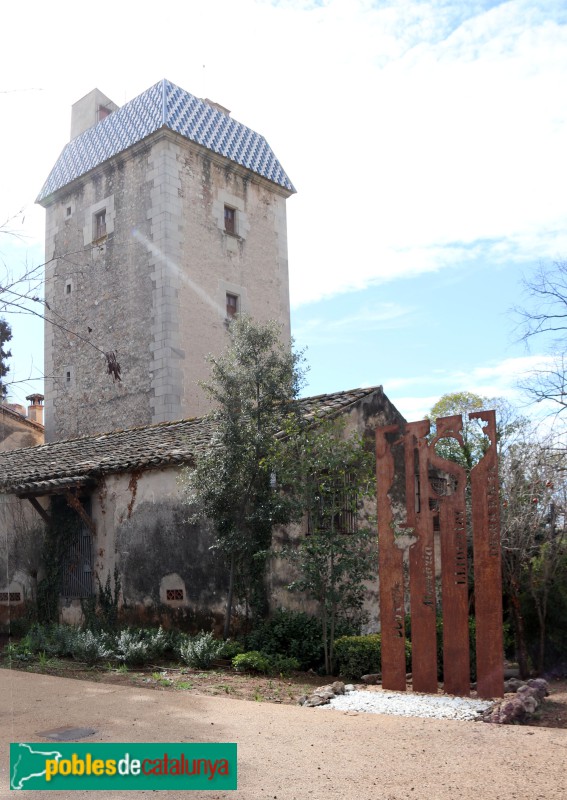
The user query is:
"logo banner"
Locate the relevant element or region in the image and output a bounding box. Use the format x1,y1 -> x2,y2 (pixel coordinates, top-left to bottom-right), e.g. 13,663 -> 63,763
10,742 -> 237,791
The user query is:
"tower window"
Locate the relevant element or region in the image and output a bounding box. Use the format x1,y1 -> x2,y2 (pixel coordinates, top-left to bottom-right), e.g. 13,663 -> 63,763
65,282 -> 72,295
66,371 -> 71,384
94,209 -> 107,240
226,293 -> 238,319
224,205 -> 236,235
98,105 -> 111,122
66,206 -> 72,217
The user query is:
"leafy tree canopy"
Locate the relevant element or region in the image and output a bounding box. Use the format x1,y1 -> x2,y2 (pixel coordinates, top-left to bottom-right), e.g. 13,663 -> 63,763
182,316 -> 305,636
279,417 -> 376,673
427,391 -> 528,470
0,317 -> 12,400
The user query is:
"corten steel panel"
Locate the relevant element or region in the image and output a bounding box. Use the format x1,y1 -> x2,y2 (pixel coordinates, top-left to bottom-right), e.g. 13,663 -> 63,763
470,410 -> 504,699
405,421 -> 439,695
376,425 -> 407,691
429,415 -> 470,697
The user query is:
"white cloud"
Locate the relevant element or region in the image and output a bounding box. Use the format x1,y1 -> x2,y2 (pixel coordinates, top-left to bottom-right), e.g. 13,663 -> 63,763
2,0 -> 566,390
385,353 -> 558,420
3,2 -> 566,280
294,302 -> 415,343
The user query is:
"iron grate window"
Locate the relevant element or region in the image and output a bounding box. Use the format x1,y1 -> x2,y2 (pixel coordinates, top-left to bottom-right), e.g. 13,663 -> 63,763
166,589 -> 184,601
307,473 -> 359,536
61,506 -> 95,599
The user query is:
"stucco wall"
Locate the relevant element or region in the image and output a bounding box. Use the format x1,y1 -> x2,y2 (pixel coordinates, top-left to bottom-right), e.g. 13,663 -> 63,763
0,493 -> 46,628
269,388 -> 407,633
84,467 -> 228,631
0,408 -> 44,451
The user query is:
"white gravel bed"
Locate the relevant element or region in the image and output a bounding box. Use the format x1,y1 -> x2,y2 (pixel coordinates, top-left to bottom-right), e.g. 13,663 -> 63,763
319,689 -> 495,721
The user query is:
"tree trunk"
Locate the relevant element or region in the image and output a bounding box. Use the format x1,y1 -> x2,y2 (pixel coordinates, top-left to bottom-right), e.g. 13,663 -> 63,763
509,591 -> 530,679
322,606 -> 329,675
224,556 -> 235,640
535,599 -> 547,675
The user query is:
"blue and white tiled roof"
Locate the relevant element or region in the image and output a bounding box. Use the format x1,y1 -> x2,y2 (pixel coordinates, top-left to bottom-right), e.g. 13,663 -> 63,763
37,79 -> 295,202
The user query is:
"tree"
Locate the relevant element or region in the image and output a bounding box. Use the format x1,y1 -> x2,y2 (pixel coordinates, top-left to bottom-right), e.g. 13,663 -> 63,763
0,317 -> 12,400
182,316 -> 305,638
515,260 -> 567,415
426,392 -> 552,674
500,438 -> 566,676
280,418 -> 376,674
427,392 -> 526,470
428,391 -> 489,470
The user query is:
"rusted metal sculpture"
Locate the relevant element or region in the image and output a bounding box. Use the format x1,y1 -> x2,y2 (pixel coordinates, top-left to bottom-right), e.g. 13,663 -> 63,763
470,411 -> 504,699
376,411 -> 503,699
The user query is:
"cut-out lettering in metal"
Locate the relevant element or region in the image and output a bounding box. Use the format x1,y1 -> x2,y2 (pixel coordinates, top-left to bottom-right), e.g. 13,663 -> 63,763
376,411 -> 503,699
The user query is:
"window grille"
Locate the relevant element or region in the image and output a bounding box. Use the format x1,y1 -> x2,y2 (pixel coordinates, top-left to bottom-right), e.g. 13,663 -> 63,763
61,501 -> 94,599
166,589 -> 184,601
307,473 -> 358,536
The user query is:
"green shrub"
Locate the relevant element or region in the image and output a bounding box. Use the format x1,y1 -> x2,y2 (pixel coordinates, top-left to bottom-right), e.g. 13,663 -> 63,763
267,654 -> 300,675
19,623 -> 51,655
232,651 -> 271,673
334,634 -> 412,680
45,624 -> 80,657
334,634 -> 382,679
114,627 -> 168,665
178,632 -> 224,669
72,630 -> 114,665
244,609 -> 325,670
218,639 -> 245,660
232,650 -> 300,675
4,641 -> 34,662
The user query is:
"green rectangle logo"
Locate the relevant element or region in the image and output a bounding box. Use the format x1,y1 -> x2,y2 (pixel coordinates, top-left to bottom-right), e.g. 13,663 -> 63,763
10,742 -> 237,791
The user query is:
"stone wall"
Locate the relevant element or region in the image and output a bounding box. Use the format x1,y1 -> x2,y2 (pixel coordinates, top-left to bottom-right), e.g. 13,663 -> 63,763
43,129 -> 292,440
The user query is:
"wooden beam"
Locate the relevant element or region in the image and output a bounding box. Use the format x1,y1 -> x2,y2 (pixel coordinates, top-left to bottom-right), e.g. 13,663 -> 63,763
64,491 -> 96,535
26,496 -> 51,526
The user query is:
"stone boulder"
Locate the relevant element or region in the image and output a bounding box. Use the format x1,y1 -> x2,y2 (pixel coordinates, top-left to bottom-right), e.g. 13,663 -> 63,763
483,678 -> 550,724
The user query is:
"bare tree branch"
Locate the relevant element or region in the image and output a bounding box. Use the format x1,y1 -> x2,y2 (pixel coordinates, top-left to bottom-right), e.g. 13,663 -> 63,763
513,261 -> 567,415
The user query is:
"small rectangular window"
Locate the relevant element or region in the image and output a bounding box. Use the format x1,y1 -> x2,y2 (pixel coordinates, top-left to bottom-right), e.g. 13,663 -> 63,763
65,282 -> 72,295
224,205 -> 236,235
226,293 -> 238,319
66,371 -> 71,384
66,206 -> 72,217
94,209 -> 106,240
98,105 -> 111,122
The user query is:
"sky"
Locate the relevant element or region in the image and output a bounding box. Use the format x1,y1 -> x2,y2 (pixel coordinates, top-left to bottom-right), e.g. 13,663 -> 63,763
1,0 -> 566,424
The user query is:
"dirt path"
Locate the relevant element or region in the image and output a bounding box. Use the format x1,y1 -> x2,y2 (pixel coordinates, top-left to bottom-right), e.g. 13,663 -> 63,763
1,669 -> 566,799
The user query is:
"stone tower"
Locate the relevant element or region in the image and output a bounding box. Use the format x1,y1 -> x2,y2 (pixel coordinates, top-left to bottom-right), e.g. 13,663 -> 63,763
37,80 -> 295,442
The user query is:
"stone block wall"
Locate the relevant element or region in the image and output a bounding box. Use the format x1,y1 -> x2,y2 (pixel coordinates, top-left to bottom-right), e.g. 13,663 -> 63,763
43,129 -> 292,440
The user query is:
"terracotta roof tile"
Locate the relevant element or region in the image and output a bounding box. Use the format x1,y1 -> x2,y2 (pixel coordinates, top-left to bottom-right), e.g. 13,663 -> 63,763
0,386 -> 383,495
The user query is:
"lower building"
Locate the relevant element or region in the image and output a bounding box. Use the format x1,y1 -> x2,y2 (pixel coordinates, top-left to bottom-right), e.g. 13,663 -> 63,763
0,386 -> 404,631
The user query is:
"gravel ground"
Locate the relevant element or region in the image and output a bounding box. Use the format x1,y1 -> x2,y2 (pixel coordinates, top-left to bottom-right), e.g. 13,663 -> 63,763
3,670 -> 567,799
321,688 -> 495,720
